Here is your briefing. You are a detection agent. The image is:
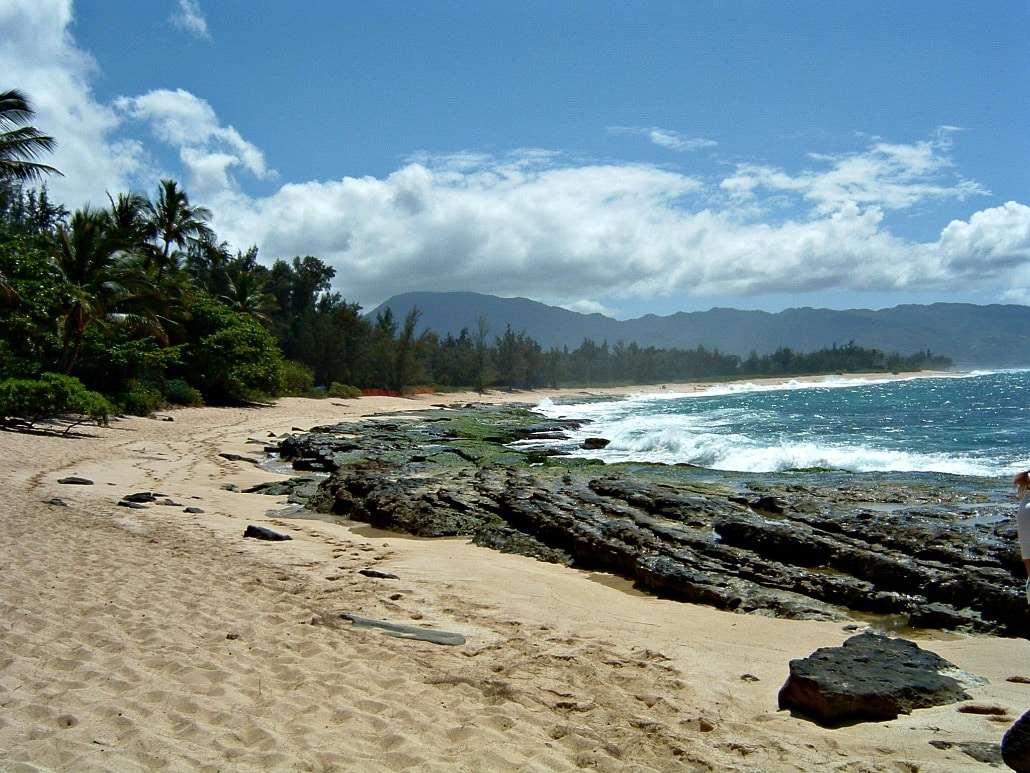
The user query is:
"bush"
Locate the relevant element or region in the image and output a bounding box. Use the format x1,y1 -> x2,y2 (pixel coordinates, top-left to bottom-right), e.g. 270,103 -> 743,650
163,378 -> 204,407
117,381 -> 166,416
179,297 -> 286,404
328,382 -> 362,399
0,372 -> 111,429
280,360 -> 315,396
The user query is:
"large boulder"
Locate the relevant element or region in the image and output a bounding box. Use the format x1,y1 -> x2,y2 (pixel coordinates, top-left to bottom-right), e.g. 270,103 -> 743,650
777,632 -> 970,727
1003,708 -> 1030,772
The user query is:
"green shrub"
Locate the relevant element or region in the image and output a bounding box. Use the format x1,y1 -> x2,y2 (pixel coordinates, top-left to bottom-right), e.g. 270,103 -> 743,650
0,372 -> 111,429
281,360 -> 315,396
179,297 -> 286,405
163,378 -> 204,407
117,381 -> 167,416
328,382 -> 362,399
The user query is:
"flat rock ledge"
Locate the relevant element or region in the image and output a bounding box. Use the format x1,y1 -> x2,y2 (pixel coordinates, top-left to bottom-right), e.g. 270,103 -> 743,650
269,405 -> 1030,637
777,632 -> 972,727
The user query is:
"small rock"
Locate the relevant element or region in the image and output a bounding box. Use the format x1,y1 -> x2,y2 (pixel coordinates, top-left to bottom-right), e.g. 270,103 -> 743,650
243,524 -> 292,541
45,498 -> 69,507
359,568 -> 400,579
183,506 -> 204,514
122,492 -> 157,503
929,739 -> 1003,765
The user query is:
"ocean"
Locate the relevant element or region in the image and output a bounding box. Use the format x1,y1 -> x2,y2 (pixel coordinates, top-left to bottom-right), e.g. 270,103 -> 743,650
529,370 -> 1030,480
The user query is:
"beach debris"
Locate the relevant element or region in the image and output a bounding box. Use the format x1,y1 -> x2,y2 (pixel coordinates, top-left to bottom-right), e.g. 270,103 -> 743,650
57,476 -> 93,485
340,613 -> 465,646
777,632 -> 971,727
1003,707 -> 1030,771
358,568 -> 399,579
243,524 -> 292,541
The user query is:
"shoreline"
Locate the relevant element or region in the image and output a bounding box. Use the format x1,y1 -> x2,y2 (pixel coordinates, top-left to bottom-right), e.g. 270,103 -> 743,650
1,369 -> 1027,771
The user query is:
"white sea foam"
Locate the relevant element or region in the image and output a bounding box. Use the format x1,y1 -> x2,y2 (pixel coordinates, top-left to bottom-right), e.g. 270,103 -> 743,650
530,371 -> 1023,476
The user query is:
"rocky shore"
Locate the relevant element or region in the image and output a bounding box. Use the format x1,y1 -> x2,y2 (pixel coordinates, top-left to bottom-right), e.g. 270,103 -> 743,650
265,403 -> 1029,639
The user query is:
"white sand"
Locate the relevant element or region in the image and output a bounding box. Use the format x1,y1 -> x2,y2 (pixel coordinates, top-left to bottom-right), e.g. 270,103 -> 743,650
1,384 -> 1028,772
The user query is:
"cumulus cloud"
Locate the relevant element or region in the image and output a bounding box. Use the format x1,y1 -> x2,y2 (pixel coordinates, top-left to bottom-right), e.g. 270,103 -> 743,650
171,0 -> 210,40
0,0 -> 142,206
115,89 -> 274,195
207,147 -> 1027,311
609,125 -> 717,152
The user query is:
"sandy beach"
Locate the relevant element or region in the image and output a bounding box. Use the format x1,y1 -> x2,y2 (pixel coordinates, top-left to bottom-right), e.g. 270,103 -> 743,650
2,381 -> 1028,772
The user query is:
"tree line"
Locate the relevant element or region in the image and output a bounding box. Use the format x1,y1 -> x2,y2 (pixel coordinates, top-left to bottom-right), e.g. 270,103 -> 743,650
0,88 -> 952,423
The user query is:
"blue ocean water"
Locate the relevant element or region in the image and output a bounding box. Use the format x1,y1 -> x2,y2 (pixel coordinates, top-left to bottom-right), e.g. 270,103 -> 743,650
530,370 -> 1030,479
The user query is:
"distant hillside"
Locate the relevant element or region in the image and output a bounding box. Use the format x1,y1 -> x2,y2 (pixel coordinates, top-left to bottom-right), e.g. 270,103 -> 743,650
370,292 -> 1030,368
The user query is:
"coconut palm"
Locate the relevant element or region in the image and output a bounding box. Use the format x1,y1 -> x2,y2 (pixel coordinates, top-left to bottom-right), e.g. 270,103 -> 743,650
50,206 -> 166,374
220,258 -> 278,326
107,191 -> 153,249
148,179 -> 214,279
0,89 -> 61,183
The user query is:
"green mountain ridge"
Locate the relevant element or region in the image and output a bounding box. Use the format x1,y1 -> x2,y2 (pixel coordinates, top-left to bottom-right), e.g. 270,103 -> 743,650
371,292 -> 1030,369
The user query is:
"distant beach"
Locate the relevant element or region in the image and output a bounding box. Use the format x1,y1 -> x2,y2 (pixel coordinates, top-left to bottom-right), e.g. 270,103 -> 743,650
2,376 -> 1028,772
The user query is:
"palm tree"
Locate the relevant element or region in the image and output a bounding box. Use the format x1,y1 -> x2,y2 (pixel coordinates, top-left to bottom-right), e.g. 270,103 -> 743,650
148,179 -> 214,279
220,258 -> 278,326
107,191 -> 153,249
0,89 -> 61,183
50,206 -> 166,374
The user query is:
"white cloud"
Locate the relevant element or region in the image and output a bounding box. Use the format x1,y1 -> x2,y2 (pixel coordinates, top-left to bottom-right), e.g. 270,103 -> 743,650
115,89 -> 273,196
171,0 -> 210,40
0,0 -> 141,206
206,149 -> 1026,311
609,126 -> 717,152
721,132 -> 988,216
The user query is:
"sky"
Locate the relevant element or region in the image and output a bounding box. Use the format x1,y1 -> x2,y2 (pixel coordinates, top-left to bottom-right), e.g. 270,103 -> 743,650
2,0 -> 1028,319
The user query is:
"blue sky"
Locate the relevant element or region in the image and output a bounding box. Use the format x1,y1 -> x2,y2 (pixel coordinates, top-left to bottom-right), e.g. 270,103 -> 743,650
3,0 -> 1028,319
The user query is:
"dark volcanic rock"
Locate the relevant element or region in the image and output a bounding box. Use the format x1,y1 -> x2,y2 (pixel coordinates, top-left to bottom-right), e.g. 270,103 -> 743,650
777,633 -> 970,726
122,491 -> 158,503
261,405 -> 1030,637
243,524 -> 292,541
1003,708 -> 1030,772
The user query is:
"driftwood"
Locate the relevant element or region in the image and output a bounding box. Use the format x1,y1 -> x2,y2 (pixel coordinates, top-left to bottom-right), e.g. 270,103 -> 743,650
341,614 -> 465,646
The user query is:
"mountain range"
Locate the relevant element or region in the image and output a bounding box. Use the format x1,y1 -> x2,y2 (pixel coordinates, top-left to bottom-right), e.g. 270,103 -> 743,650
370,292 -> 1030,368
